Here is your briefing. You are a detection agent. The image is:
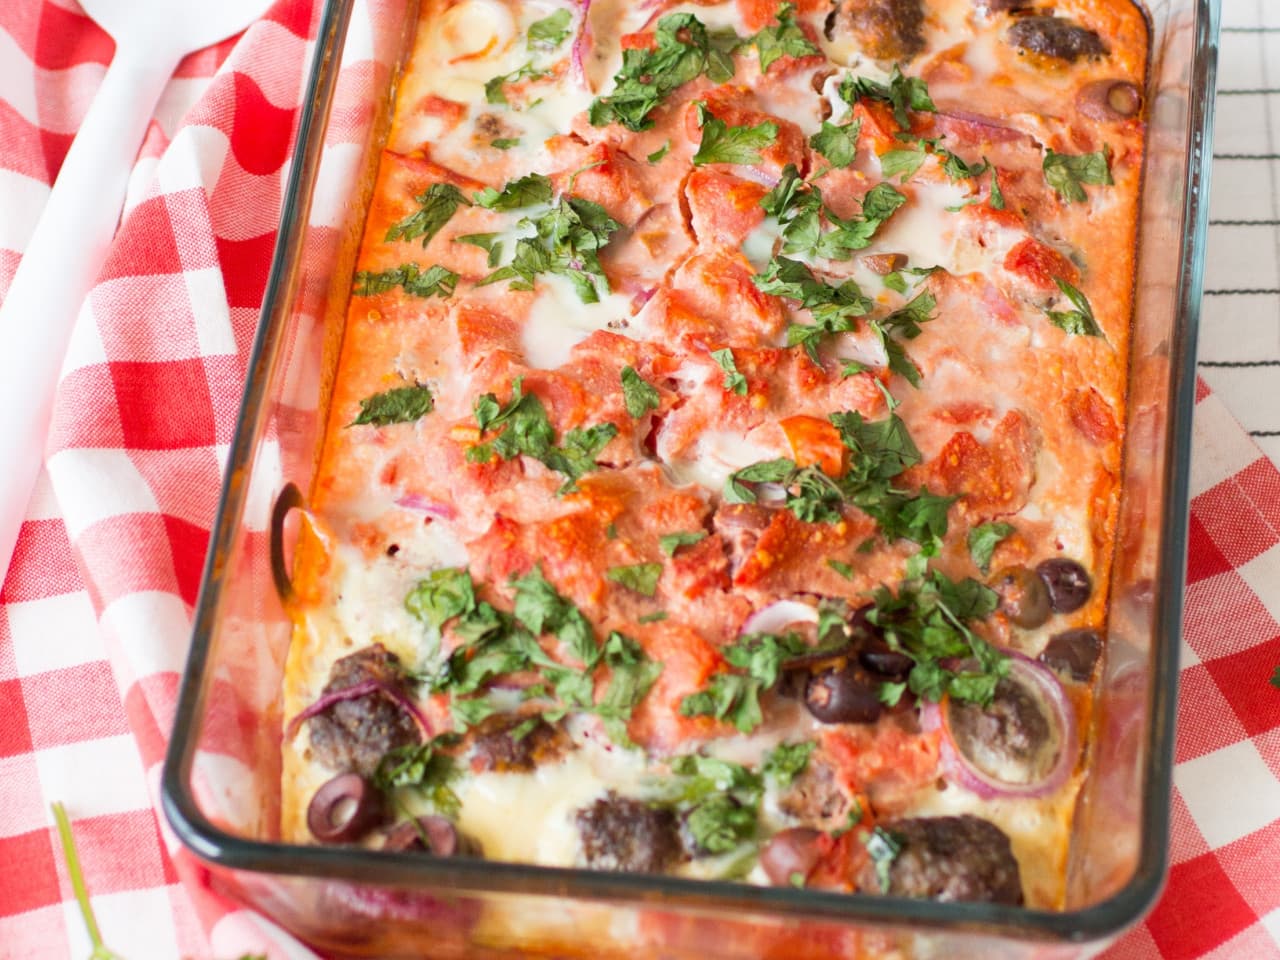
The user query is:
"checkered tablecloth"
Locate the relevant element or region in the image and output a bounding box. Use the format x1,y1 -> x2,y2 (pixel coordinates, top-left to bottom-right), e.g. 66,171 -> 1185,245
1,0 -> 1278,957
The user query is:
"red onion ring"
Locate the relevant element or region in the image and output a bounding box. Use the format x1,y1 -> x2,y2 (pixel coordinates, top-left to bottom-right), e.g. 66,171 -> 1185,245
922,652 -> 1077,801
285,679 -> 433,741
741,598 -> 819,636
571,0 -> 594,91
394,494 -> 456,519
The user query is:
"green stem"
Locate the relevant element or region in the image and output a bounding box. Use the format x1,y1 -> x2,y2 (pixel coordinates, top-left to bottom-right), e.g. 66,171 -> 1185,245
51,801 -> 123,960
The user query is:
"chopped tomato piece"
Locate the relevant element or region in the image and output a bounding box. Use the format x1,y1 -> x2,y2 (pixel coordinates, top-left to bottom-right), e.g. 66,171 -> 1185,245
780,415 -> 846,477
1003,237 -> 1080,289
1069,387 -> 1119,445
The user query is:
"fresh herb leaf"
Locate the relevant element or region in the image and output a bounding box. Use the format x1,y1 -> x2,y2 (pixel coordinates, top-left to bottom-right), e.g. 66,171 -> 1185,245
491,137 -> 520,150
451,696 -> 503,728
762,740 -> 816,786
968,522 -> 1015,574
659,530 -> 708,556
606,562 -> 664,597
474,173 -> 554,210
724,457 -> 796,503
621,365 -> 660,417
841,65 -> 937,129
638,610 -> 669,623
353,263 -> 458,299
647,141 -> 672,163
937,149 -> 988,181
372,740 -> 461,817
748,2 -> 819,72
1043,147 -> 1112,203
589,12 -> 739,131
350,384 -> 435,426
385,183 -> 471,246
512,565 -> 600,667
828,558 -> 854,579
693,107 -> 779,165
841,358 -> 869,377
527,8 -> 573,48
685,794 -> 758,853
879,142 -> 927,181
405,567 -> 476,628
456,232 -> 504,267
880,289 -> 936,340
830,408 -> 921,482
864,826 -> 905,893
485,62 -> 553,105
883,271 -> 908,294
679,672 -> 765,732
754,256 -> 872,361
1045,278 -> 1103,337
595,631 -> 663,740
809,118 -> 862,169
988,162 -> 1005,209
711,347 -> 749,394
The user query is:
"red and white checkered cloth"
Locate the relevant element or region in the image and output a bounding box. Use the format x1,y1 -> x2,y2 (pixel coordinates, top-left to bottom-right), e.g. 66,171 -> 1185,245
0,0 -> 1276,958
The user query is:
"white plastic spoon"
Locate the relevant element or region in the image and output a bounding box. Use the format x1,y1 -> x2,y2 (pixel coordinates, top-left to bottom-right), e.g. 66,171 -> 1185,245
0,0 -> 275,588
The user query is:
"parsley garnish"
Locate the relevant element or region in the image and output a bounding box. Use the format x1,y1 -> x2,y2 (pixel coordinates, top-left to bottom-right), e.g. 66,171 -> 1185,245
648,141 -> 671,163
353,263 -> 458,299
809,118 -> 862,169
967,521 -> 1015,575
350,384 -> 434,427
372,738 -> 461,817
828,558 -> 855,579
711,347 -> 749,394
468,378 -> 618,493
879,141 -> 927,181
660,530 -> 708,556
692,104 -> 778,165
485,63 -> 553,105
937,149 -> 989,181
596,631 -> 663,741
589,13 -> 738,131
840,65 -> 937,129
864,826 -> 905,892
989,162 -> 1005,210
474,173 -> 554,210
1043,147 -> 1112,203
748,2 -> 819,72
405,567 -> 475,628
606,562 -> 664,597
527,8 -> 573,48
883,271 -> 908,294
868,564 -> 1008,706
762,740 -> 816,786
513,565 -> 600,666
754,256 -> 872,361
490,137 -> 520,150
638,610 -> 668,623
758,166 -> 906,261
679,631 -> 809,732
456,232 -> 504,266
669,755 -> 762,854
385,183 -> 471,246
1045,278 -> 1103,337
621,365 -> 660,417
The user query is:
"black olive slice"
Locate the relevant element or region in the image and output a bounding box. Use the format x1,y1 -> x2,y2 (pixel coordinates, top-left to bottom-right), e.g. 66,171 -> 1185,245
307,773 -> 383,843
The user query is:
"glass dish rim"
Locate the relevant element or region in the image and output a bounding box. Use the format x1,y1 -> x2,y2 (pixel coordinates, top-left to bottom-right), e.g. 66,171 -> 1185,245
161,0 -> 1219,943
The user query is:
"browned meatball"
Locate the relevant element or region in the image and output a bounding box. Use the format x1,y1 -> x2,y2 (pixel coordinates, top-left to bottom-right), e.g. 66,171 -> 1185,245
576,793 -> 684,873
470,715 -> 573,773
828,0 -> 925,62
308,644 -> 421,778
1007,15 -> 1107,62
861,815 -> 1024,903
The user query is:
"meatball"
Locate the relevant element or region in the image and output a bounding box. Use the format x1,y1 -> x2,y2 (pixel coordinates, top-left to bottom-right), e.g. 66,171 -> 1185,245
576,793 -> 684,873
828,0 -> 925,62
307,644 -> 421,778
947,675 -> 1057,785
1007,16 -> 1107,62
861,815 -> 1023,904
470,715 -> 573,773
778,758 -> 857,831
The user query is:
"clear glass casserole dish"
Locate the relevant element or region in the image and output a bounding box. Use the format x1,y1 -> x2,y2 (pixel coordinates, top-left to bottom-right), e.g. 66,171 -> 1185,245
161,0 -> 1219,955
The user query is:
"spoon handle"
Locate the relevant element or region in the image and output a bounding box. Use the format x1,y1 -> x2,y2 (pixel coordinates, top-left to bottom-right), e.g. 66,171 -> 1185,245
0,47 -> 177,589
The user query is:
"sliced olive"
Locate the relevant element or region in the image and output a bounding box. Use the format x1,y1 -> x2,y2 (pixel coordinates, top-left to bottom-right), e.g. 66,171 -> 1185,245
1077,79 -> 1142,121
992,565 -> 1052,629
1040,628 -> 1102,682
1034,558 -> 1092,613
858,640 -> 913,679
383,815 -> 478,856
805,663 -> 883,724
760,827 -> 825,886
307,773 -> 383,843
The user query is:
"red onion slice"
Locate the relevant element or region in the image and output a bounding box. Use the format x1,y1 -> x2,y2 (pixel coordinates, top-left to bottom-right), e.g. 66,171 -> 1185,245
394,494 -> 456,519
285,679 -> 433,741
741,599 -> 819,636
924,652 -> 1078,801
571,0 -> 594,91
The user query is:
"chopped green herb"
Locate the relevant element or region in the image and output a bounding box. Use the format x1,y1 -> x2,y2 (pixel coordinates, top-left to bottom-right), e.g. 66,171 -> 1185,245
513,565 -> 600,666
350,383 -> 435,426
968,521 -> 1015,575
405,567 -> 476,629
621,365 -> 661,417
589,12 -> 739,131
827,558 -> 855,579
527,8 -> 573,48
748,2 -> 819,72
686,794 -> 758,853
456,232 -> 504,267
1043,147 -> 1112,203
474,173 -> 554,210
879,142 -> 927,181
659,530 -> 708,556
809,118 -> 862,169
354,263 -> 458,299
693,105 -> 778,165
937,148 -> 989,181
711,347 -> 749,394
595,631 -> 663,740
883,271 -> 908,294
638,610 -> 669,624
758,166 -> 906,262
754,256 -> 872,362
864,826 -> 905,893
485,62 -> 553,105
372,739 -> 461,817
606,562 -> 664,597
762,740 -> 816,786
841,358 -> 869,377
989,162 -> 1005,209
841,65 -> 937,129
1045,278 -> 1104,338
679,672 -> 765,733
385,183 -> 471,246
647,141 -> 672,164
490,137 -> 520,150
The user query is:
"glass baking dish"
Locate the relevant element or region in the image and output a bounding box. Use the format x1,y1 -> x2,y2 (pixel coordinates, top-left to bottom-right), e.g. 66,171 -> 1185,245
161,0 -> 1219,955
